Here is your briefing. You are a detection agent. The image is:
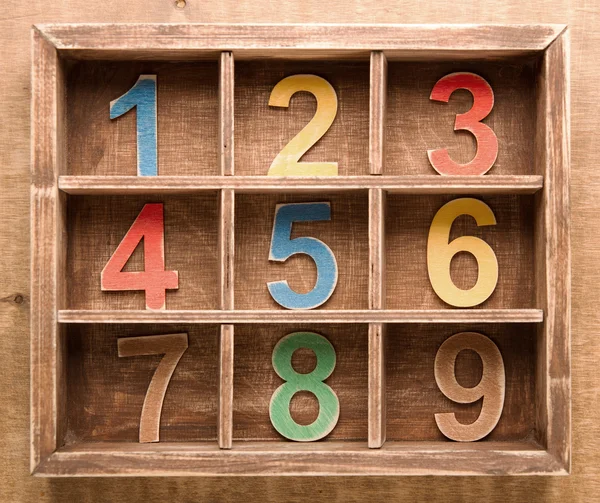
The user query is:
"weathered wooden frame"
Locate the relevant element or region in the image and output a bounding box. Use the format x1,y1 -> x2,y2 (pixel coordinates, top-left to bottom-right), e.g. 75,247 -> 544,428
31,23 -> 570,476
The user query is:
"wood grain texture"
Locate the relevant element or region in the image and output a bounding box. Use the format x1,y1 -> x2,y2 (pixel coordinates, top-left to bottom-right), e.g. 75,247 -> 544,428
67,61 -> 219,176
1,0 -> 595,498
533,30 -> 571,471
235,61 -> 369,176
66,324 -> 219,443
57,308 -> 544,324
66,194 -> 219,310
219,52 -> 235,176
385,59 -> 537,176
368,323 -> 386,448
218,324 -> 234,449
30,27 -> 66,473
386,194 -> 535,309
218,189 -> 235,310
386,323 -> 535,442
37,23 -> 565,59
234,192 -> 369,310
369,51 -> 387,175
58,174 -> 545,194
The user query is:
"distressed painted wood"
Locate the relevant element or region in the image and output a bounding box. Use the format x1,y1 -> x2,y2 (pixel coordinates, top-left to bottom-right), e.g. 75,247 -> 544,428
100,203 -> 179,311
434,332 -> 505,442
58,175 -> 545,194
426,198 -> 499,307
117,333 -> 189,443
427,72 -> 498,175
267,75 -> 338,176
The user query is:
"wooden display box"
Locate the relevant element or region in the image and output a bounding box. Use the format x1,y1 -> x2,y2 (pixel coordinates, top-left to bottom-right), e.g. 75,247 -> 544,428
31,24 -> 570,476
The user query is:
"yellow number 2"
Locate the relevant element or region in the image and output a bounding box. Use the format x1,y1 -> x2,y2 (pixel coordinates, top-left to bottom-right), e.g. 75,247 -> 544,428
268,74 -> 338,176
427,198 -> 498,307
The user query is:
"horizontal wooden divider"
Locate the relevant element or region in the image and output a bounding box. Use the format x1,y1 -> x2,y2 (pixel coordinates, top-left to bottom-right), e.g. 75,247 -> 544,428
57,309 -> 544,324
58,175 -> 544,194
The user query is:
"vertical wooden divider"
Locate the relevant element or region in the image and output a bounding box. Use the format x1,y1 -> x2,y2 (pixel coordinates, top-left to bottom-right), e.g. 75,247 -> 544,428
368,51 -> 388,449
369,51 -> 387,176
218,51 -> 235,449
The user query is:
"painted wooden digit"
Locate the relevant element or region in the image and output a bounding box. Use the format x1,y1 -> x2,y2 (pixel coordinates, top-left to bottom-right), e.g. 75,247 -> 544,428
101,203 -> 179,310
268,74 -> 338,176
268,202 -> 338,310
427,198 -> 498,307
110,74 -> 158,176
118,333 -> 188,443
434,332 -> 505,442
428,72 -> 498,175
270,332 -> 339,441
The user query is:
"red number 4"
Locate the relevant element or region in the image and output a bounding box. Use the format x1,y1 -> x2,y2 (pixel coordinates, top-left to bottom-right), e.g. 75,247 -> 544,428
101,203 -> 179,310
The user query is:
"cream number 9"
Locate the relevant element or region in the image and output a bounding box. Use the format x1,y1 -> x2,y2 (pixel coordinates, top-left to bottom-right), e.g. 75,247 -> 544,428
268,74 -> 338,176
434,332 -> 505,442
427,198 -> 498,307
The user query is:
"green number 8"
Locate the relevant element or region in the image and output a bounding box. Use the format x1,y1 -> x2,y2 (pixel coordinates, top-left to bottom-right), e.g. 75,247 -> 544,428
269,332 -> 339,441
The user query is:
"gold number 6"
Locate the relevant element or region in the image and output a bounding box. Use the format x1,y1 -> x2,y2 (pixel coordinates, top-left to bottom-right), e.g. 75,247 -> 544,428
427,198 -> 498,307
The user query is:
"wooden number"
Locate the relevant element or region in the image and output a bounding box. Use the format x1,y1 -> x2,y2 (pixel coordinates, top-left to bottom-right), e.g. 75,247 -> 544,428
267,74 -> 338,176
268,202 -> 338,310
434,332 -> 505,442
110,74 -> 158,176
270,332 -> 339,441
118,333 -> 189,443
427,198 -> 498,307
428,72 -> 498,176
101,203 -> 179,310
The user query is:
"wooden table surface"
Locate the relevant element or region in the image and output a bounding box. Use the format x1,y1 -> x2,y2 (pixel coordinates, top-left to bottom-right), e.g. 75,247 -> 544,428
1,0 -> 598,501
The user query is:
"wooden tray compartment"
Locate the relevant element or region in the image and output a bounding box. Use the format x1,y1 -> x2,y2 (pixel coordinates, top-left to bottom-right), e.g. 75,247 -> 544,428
234,192 -> 370,310
385,323 -> 537,442
232,323 -> 369,442
385,194 -> 535,310
65,193 -> 220,310
384,59 -> 537,176
67,61 -> 220,177
235,60 -> 370,176
65,324 -> 220,443
31,24 -> 570,476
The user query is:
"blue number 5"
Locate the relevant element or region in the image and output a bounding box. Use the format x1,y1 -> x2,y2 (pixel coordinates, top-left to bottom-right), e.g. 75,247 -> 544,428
110,75 -> 157,177
268,202 -> 338,310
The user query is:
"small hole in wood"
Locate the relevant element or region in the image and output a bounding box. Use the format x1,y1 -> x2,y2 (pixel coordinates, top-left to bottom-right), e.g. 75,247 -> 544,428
175,0 -> 186,8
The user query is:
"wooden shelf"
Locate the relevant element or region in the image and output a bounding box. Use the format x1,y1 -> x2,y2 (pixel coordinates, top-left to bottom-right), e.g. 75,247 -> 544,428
57,309 -> 543,324
36,440 -> 559,476
58,175 -> 544,195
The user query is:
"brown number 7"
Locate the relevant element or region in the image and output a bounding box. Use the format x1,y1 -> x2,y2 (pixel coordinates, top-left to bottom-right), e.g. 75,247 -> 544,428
118,333 -> 188,443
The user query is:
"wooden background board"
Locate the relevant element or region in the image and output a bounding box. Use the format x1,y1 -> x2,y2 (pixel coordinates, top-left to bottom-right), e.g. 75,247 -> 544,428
0,0 -> 598,501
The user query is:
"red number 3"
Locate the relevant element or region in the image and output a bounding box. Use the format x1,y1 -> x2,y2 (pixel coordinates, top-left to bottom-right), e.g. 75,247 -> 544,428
101,203 -> 179,310
427,72 -> 498,176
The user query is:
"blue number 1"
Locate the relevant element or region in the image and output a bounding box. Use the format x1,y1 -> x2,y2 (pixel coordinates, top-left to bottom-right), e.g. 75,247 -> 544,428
110,75 -> 157,176
268,202 -> 338,310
